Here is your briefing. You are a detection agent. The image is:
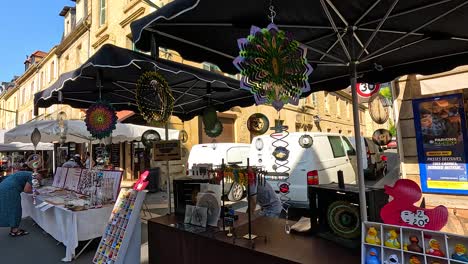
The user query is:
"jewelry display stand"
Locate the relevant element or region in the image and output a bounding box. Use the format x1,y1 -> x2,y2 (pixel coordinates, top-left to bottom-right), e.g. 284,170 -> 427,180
93,189 -> 146,264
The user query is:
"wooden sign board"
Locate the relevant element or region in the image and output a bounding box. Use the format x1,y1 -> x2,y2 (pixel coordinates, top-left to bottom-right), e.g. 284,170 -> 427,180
153,140 -> 181,161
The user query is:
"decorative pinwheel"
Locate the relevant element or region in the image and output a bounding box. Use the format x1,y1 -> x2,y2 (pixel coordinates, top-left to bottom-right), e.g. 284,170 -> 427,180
136,71 -> 174,123
233,23 -> 313,111
85,101 -> 117,139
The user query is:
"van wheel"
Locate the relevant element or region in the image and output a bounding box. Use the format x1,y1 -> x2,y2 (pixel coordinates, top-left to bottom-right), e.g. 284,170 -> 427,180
228,182 -> 244,201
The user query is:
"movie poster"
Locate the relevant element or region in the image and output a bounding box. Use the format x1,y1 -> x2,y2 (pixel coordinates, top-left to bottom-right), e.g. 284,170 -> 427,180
413,93 -> 468,195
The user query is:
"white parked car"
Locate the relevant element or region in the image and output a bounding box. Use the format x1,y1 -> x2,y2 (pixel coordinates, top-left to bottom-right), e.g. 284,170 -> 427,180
249,132 -> 357,209
187,143 -> 250,201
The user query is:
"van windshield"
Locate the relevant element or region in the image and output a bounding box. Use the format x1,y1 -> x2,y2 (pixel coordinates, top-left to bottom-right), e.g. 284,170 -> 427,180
226,146 -> 249,166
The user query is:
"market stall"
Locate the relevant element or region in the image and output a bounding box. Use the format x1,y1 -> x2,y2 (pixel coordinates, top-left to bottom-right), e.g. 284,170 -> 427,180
129,1 -> 468,263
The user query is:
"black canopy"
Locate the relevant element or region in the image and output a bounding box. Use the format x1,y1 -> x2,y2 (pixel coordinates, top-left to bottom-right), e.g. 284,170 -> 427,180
130,0 -> 468,221
34,44 -> 254,121
131,0 -> 468,93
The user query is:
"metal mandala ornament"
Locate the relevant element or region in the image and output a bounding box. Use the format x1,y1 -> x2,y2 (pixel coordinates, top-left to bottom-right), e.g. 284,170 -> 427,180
299,134 -> 313,148
85,101 -> 118,140
141,129 -> 161,149
31,128 -> 41,151
179,130 -> 189,143
272,146 -> 290,161
205,120 -> 223,138
247,113 -> 269,135
202,106 -> 218,130
136,71 -> 174,123
233,23 -> 313,111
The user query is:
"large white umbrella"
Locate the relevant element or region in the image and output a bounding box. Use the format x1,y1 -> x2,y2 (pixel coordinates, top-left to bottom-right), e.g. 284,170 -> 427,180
4,120 -> 179,144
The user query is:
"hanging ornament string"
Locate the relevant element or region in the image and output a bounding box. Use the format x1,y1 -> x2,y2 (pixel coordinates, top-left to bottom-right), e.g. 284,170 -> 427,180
268,1 -> 276,23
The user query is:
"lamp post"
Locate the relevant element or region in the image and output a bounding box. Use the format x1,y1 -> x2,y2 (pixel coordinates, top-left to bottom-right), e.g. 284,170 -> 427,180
0,107 -> 18,126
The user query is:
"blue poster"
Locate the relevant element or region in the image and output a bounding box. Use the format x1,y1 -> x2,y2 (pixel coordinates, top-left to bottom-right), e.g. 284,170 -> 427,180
413,93 -> 468,195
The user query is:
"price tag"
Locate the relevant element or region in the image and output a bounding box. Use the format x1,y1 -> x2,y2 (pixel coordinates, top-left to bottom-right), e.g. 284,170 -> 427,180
356,83 -> 381,98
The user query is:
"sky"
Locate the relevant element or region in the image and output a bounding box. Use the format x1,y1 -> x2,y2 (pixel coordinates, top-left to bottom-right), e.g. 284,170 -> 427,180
0,1 -> 66,82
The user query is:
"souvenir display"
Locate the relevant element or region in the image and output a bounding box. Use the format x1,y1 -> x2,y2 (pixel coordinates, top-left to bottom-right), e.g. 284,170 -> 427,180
247,113 -> 269,135
184,205 -> 208,228
404,235 -> 423,253
365,227 -> 381,245
196,192 -> 221,227
383,254 -> 400,264
362,221 -> 468,264
141,129 -> 161,149
202,106 -> 218,130
204,120 -> 223,138
368,94 -> 389,124
27,153 -> 42,205
365,248 -> 381,264
372,129 -> 392,146
136,71 -> 174,123
426,238 -> 445,257
408,255 -> 422,264
179,129 -> 189,143
93,189 -> 146,264
381,179 -> 448,231
384,230 -> 401,249
232,4 -> 313,111
85,101 -> 118,139
452,243 -> 468,262
327,200 -> 361,239
298,134 -> 313,148
255,138 -> 264,151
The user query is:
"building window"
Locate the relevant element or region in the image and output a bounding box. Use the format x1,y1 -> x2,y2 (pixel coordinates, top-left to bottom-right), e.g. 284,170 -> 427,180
324,92 -> 329,114
99,0 -> 106,26
311,93 -> 317,107
336,97 -> 341,117
22,88 -> 25,104
40,72 -> 44,90
50,61 -> 55,82
346,101 -> 350,119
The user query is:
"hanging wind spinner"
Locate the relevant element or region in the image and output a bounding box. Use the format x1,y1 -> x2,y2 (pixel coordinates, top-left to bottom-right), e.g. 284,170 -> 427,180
136,71 -> 174,123
233,6 -> 313,111
85,101 -> 117,140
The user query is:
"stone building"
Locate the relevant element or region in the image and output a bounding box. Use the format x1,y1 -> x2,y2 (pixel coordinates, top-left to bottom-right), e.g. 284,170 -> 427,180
0,0 -> 390,181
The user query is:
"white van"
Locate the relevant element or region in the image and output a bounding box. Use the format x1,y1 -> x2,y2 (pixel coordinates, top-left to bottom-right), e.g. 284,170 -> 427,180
187,143 -> 250,201
249,132 -> 357,208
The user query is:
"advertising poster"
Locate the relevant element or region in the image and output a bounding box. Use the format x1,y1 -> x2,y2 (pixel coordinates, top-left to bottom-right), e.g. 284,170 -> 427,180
413,94 -> 468,194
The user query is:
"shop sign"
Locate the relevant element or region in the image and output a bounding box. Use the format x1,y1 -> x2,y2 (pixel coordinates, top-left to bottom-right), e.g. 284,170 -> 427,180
412,93 -> 468,195
356,82 -> 381,98
153,140 -> 181,161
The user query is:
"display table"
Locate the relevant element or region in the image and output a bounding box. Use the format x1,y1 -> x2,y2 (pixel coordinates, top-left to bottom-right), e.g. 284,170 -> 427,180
148,214 -> 360,264
21,193 -> 113,262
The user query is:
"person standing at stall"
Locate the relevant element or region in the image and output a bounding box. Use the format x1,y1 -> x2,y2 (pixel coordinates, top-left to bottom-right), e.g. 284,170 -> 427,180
249,179 -> 282,218
0,170 -> 41,237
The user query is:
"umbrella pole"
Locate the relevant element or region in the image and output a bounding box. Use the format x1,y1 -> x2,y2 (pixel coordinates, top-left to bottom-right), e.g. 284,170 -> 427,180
350,62 -> 368,221
165,123 -> 171,215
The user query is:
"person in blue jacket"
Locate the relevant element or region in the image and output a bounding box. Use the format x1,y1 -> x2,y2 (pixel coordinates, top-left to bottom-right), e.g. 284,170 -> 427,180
0,170 -> 41,237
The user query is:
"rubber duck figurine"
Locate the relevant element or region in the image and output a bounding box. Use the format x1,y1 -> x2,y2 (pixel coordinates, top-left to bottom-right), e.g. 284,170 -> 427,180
452,243 -> 468,262
366,227 -> 381,245
380,179 -> 448,231
383,254 -> 400,264
406,235 -> 423,253
385,230 -> 400,249
366,248 -> 381,264
408,255 -> 422,264
426,238 -> 445,257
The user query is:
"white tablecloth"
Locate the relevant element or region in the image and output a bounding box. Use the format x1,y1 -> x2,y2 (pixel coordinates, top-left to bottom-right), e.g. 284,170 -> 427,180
21,193 -> 113,262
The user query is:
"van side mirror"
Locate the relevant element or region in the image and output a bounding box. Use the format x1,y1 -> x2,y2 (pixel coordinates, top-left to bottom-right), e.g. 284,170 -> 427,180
347,149 -> 356,156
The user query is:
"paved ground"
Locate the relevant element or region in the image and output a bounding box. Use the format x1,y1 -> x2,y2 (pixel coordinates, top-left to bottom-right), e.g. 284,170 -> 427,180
3,150 -> 467,263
